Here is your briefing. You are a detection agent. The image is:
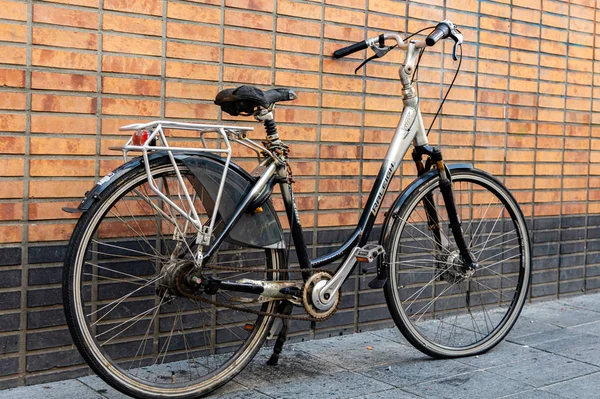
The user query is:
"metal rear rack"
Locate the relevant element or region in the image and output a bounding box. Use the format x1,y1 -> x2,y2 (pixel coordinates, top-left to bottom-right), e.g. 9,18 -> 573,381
109,120 -> 254,247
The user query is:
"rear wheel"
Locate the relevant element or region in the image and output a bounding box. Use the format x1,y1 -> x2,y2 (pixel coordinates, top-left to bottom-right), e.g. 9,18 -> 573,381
63,158 -> 285,399
384,169 -> 531,358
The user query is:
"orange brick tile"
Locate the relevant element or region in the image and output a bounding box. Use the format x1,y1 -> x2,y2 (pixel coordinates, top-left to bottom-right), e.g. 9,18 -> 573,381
223,66 -> 271,85
226,28 -> 273,48
367,13 -> 403,31
276,53 -> 320,72
223,48 -> 271,67
31,115 -> 96,134
0,22 -> 26,43
102,77 -> 160,97
102,55 -> 161,75
103,14 -> 162,36
275,35 -> 321,55
104,0 -> 162,16
0,225 -> 21,243
167,42 -> 220,62
30,137 -> 96,155
28,201 -> 80,220
33,4 -> 98,29
0,114 -> 25,132
32,94 -> 97,114
29,179 -> 93,198
324,6 -> 365,26
275,71 -> 319,89
167,22 -> 220,43
322,110 -> 362,126
165,82 -> 218,101
165,61 -> 219,81
322,93 -> 362,110
0,203 -> 22,221
29,159 -> 95,177
0,44 -> 26,65
0,158 -> 24,176
165,102 -> 219,120
102,98 -> 161,117
277,0 -> 321,20
225,9 -> 272,30
0,92 -> 25,110
226,0 -> 274,12
0,0 -> 27,21
103,34 -> 162,56
32,26 -> 97,50
276,17 -> 321,38
29,223 -> 76,242
320,144 -> 360,159
323,24 -> 364,42
32,71 -> 97,92
32,48 -> 96,70
167,2 -> 220,23
0,137 -> 25,154
0,180 -> 23,198
0,68 -> 25,87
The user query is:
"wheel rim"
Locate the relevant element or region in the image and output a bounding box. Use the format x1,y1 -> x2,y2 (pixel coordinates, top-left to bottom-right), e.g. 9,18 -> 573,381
389,172 -> 530,355
69,164 -> 280,397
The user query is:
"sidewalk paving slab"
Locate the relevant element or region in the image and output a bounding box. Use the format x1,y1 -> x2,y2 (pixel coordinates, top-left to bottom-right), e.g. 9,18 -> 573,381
1,292 -> 600,399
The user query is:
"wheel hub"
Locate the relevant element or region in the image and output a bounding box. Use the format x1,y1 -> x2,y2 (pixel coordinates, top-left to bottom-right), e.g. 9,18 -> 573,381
302,272 -> 340,319
156,259 -> 196,297
440,250 -> 474,282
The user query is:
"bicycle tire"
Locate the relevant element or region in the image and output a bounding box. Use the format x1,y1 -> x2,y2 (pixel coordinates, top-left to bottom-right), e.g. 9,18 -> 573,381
383,169 -> 531,358
63,157 -> 285,399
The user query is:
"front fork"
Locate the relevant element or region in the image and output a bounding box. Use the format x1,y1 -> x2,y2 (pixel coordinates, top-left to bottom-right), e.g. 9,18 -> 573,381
413,145 -> 478,272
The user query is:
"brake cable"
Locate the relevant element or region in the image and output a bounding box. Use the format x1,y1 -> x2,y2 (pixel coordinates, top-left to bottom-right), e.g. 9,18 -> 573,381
426,33 -> 463,136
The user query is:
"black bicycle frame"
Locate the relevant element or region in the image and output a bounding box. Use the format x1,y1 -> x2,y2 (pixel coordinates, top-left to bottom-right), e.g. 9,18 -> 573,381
202,157 -> 398,282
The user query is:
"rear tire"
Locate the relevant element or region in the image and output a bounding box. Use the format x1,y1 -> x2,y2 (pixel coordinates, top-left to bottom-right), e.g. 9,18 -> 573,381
383,169 -> 531,358
63,157 -> 285,398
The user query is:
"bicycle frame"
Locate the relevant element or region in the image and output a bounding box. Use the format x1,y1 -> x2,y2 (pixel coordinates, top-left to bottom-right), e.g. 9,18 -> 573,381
202,40 -> 431,294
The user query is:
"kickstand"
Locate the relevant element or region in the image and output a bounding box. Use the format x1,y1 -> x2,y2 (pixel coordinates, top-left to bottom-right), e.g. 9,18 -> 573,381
266,301 -> 294,366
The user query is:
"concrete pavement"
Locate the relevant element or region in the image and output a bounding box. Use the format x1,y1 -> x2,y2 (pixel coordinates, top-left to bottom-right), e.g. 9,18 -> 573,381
2,293 -> 600,399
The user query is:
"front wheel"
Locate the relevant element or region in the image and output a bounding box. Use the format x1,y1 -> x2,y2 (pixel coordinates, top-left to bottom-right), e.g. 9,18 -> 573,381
383,169 -> 531,358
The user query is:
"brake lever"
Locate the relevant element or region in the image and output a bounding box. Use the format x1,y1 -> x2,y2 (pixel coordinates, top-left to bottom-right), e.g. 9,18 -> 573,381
449,26 -> 463,61
354,45 -> 396,74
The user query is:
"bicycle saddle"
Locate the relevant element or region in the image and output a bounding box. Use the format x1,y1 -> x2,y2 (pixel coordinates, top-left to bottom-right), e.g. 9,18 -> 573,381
215,85 -> 297,116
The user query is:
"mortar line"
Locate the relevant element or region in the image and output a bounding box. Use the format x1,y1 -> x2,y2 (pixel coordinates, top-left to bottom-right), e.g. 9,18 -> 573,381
17,0 -> 33,385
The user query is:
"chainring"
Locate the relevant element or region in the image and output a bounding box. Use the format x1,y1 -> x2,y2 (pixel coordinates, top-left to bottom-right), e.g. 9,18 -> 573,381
302,272 -> 340,319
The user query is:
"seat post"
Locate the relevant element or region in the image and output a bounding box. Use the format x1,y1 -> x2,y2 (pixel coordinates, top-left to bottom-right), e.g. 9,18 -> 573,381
254,109 -> 279,142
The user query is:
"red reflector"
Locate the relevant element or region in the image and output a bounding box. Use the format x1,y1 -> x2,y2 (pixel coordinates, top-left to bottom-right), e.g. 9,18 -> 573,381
132,130 -> 149,146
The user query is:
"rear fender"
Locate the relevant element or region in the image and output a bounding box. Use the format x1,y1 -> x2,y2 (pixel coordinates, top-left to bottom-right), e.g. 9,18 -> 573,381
70,151 -> 285,249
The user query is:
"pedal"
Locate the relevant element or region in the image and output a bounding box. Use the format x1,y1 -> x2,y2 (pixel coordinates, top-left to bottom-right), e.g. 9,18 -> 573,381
355,244 -> 385,263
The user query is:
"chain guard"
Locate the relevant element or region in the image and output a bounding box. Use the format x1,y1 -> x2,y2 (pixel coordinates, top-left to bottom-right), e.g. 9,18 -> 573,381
176,264 -> 338,322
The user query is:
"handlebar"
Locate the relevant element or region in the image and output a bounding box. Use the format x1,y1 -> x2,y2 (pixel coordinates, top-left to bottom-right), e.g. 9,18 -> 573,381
425,22 -> 451,46
333,20 -> 463,60
333,40 -> 368,59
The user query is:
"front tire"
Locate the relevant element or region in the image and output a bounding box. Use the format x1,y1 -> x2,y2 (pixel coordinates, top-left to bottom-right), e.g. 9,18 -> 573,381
383,169 -> 531,358
63,158 -> 285,398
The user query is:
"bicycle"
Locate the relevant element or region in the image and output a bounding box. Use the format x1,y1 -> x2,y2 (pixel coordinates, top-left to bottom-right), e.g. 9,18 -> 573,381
62,20 -> 531,399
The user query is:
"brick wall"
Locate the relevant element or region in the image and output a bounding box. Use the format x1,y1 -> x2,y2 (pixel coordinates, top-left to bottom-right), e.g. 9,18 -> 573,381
0,0 -> 599,387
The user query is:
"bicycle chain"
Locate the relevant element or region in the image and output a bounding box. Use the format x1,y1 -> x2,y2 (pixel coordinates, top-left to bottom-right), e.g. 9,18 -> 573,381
178,264 -> 339,322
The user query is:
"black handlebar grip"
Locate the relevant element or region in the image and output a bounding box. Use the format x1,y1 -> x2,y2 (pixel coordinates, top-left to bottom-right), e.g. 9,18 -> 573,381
333,40 -> 368,58
426,23 -> 451,46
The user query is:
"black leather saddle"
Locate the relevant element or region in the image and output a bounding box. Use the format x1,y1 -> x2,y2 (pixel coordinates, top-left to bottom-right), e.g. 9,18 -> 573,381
214,85 -> 297,116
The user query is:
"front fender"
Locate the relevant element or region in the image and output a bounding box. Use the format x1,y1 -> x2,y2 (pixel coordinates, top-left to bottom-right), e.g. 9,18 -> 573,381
376,163 -> 474,281
70,152 -> 284,249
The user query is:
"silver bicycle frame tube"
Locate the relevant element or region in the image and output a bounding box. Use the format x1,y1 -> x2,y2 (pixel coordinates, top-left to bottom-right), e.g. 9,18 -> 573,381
319,40 -> 429,299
